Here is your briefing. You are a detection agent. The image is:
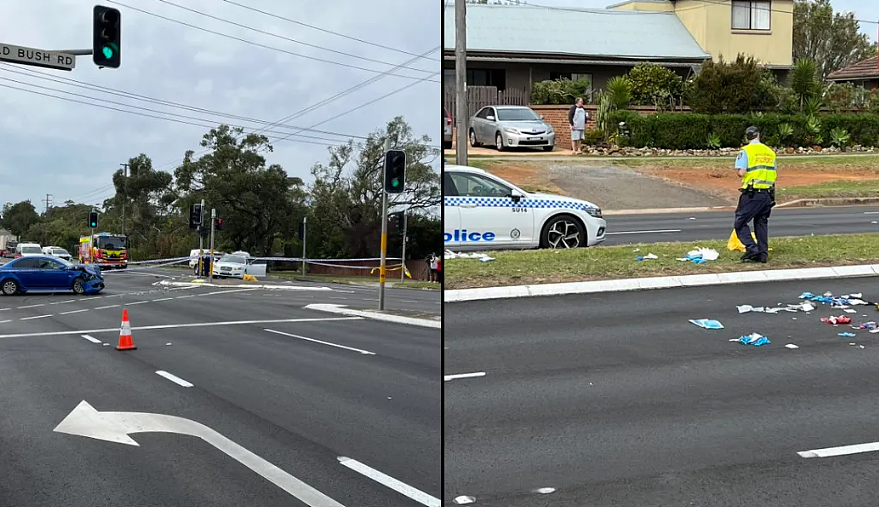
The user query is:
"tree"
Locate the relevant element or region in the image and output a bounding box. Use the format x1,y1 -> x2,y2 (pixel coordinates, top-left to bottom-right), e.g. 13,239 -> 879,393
626,63 -> 684,110
793,0 -> 876,78
687,54 -> 777,114
0,201 -> 39,238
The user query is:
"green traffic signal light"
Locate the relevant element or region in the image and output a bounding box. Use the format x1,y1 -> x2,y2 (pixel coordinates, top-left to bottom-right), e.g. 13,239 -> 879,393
102,45 -> 115,59
392,179 -> 400,187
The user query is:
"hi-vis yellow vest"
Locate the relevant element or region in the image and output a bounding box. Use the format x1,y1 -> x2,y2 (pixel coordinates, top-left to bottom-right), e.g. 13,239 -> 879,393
740,142 -> 777,190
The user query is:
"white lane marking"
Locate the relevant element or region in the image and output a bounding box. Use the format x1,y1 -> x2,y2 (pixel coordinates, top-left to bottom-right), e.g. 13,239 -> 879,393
81,334 -> 102,344
864,211 -> 879,214
61,309 -> 89,315
799,441 -> 879,458
336,290 -> 356,293
0,319 -> 11,324
337,456 -> 439,507
152,297 -> 174,302
175,294 -> 196,299
18,304 -> 45,309
198,288 -> 259,297
363,298 -> 379,301
328,297 -> 348,300
81,297 -> 102,301
94,305 -> 120,310
155,370 -> 194,388
444,372 -> 486,381
0,317 -> 363,339
60,299 -> 77,304
0,308 -> 9,311
264,329 -> 376,355
605,229 -> 682,236
20,314 -> 53,321
401,300 -> 418,303
126,301 -> 149,306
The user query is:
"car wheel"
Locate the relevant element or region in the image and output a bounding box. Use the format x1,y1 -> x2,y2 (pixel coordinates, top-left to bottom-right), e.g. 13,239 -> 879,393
541,214 -> 586,249
443,141 -> 452,149
1,279 -> 18,296
495,132 -> 505,151
469,129 -> 480,147
542,145 -> 554,152
72,277 -> 86,295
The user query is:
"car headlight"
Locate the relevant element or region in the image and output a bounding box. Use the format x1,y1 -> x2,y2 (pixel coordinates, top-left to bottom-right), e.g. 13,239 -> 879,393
586,208 -> 602,218
503,128 -> 518,134
546,124 -> 554,133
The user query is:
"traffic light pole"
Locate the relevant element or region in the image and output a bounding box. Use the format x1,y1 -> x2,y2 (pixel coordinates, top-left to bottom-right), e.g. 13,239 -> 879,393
379,138 -> 390,311
209,208 -> 216,283
198,198 -> 204,277
301,216 -> 307,277
400,212 -> 408,283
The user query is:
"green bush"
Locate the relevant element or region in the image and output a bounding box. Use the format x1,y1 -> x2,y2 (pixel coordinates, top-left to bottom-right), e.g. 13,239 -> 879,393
530,77 -> 592,105
687,54 -> 777,114
626,63 -> 684,110
606,112 -> 879,149
583,128 -> 605,145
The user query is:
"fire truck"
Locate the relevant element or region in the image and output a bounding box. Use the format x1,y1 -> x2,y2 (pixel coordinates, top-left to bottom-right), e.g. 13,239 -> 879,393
79,232 -> 129,269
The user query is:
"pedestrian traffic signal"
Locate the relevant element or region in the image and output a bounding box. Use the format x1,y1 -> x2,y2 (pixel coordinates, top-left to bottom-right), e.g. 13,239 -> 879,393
93,5 -> 121,69
388,211 -> 404,234
384,149 -> 406,194
88,211 -> 98,228
189,204 -> 202,230
215,217 -> 223,231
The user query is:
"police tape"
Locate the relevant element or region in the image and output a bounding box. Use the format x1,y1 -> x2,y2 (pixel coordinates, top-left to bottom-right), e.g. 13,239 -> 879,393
100,255 -> 407,274
369,264 -> 412,278
100,258 -> 191,273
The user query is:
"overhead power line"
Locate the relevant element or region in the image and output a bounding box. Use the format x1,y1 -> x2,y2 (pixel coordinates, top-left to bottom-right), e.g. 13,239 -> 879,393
152,0 -> 435,75
219,0 -> 437,61
107,0 -> 440,83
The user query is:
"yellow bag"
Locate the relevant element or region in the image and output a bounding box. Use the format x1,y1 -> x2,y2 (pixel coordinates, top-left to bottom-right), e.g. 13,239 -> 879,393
727,230 -> 756,252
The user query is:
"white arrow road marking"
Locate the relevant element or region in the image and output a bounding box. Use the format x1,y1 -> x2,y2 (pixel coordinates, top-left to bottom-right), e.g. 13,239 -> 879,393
0,316 -> 362,339
799,441 -> 879,458
337,456 -> 439,507
55,401 -> 347,506
444,372 -> 486,382
264,329 -> 376,355
155,370 -> 194,387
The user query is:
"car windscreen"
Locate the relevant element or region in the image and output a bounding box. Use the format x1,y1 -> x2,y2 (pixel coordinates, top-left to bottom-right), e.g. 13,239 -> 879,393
220,255 -> 246,265
53,249 -> 69,256
496,108 -> 540,121
21,246 -> 41,254
96,236 -> 126,250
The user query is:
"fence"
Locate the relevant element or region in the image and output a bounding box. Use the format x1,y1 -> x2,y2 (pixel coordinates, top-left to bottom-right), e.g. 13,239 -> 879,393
443,85 -> 529,119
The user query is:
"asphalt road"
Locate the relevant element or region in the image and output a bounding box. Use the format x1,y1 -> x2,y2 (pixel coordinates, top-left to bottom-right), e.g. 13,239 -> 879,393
445,277 -> 879,506
604,205 -> 879,245
0,270 -> 440,507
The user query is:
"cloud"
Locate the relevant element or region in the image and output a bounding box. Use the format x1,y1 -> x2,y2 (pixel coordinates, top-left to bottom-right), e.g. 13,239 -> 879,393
0,0 -> 439,211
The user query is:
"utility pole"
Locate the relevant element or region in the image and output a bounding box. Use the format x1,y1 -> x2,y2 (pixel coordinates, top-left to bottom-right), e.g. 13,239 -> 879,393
455,0 -> 468,166
198,198 -> 205,276
379,137 -> 391,310
44,194 -> 52,246
301,216 -> 307,277
120,163 -> 129,235
209,208 -> 216,283
400,211 -> 408,283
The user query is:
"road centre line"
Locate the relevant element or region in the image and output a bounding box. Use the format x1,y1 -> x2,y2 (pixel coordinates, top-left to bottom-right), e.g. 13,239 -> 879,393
126,301 -> 149,306
152,297 -> 174,302
0,317 -> 363,339
198,288 -> 260,296
337,456 -> 439,507
20,315 -> 52,321
264,329 -> 375,355
94,305 -> 120,310
605,229 -> 682,236
799,441 -> 879,458
81,334 -> 102,344
61,309 -> 89,315
0,320 -> 10,324
444,372 -> 487,382
175,294 -> 196,299
155,370 -> 194,387
18,304 -> 45,309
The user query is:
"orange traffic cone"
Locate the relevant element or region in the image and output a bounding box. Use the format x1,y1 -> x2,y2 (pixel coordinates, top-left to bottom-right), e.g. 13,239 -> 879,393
116,308 -> 136,351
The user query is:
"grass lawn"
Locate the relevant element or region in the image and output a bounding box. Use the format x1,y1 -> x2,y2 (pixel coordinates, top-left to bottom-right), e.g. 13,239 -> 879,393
777,180 -> 879,200
445,233 -> 879,290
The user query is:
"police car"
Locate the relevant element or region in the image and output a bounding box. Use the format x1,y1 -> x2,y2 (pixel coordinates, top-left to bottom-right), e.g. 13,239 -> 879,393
444,164 -> 606,250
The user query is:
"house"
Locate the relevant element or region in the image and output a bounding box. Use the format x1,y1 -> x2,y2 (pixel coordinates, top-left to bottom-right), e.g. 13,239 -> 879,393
827,56 -> 879,90
442,1 -> 793,100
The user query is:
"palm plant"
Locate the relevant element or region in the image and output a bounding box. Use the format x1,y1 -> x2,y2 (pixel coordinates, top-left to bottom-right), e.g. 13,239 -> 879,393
778,123 -> 794,146
790,58 -> 821,110
707,133 -> 721,149
605,76 -> 633,110
830,127 -> 850,148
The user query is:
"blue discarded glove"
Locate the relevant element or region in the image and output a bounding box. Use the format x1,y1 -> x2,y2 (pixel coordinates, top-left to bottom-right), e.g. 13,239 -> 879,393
739,332 -> 770,347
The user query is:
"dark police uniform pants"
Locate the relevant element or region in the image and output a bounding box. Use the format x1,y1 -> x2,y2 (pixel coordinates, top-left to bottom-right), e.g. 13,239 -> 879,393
734,190 -> 773,259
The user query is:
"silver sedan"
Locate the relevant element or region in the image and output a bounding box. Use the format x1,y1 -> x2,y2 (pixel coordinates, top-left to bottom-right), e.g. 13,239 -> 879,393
469,105 -> 555,152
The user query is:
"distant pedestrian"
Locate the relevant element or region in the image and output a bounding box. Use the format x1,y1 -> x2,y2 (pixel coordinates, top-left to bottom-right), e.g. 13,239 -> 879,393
435,257 -> 442,284
568,97 -> 588,155
734,126 -> 777,263
428,253 -> 439,282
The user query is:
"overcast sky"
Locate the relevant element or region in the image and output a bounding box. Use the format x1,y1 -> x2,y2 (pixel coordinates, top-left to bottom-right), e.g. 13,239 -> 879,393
0,0 -> 439,212
530,0 -> 878,40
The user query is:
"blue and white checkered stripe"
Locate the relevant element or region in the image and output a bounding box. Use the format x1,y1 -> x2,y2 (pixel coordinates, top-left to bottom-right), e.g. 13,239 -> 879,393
444,196 -> 594,211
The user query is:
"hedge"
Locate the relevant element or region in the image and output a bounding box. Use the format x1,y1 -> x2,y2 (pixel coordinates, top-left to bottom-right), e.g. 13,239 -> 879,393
607,112 -> 879,149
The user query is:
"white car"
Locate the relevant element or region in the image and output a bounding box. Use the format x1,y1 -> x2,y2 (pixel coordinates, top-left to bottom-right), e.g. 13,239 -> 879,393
15,243 -> 43,258
43,246 -> 72,261
210,251 -> 265,279
443,165 -> 606,250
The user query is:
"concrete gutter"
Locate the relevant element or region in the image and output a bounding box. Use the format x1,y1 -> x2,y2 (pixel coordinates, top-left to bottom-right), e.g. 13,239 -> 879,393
445,264 -> 879,303
603,206 -> 733,215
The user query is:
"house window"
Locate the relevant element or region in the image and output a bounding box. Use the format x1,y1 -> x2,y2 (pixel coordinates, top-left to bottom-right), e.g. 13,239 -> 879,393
466,69 -> 506,90
550,72 -> 593,101
732,1 -> 771,30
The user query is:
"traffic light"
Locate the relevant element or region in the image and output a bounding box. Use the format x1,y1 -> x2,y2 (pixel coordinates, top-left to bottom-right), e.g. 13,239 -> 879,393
388,211 -> 404,234
93,5 -> 121,69
384,149 -> 406,194
215,217 -> 223,231
88,211 -> 98,228
189,204 -> 202,230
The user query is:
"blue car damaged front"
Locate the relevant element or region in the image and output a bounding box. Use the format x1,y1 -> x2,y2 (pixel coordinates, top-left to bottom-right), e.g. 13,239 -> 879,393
0,256 -> 105,295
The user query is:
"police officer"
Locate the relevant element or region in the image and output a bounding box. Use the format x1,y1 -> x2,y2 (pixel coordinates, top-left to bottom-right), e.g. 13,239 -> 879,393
734,126 -> 777,263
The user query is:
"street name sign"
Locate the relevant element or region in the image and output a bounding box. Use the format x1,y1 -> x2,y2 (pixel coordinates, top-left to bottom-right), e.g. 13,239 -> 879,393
0,42 -> 75,71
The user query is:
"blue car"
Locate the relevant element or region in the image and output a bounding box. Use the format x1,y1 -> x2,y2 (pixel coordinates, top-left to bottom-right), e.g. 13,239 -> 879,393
0,256 -> 104,296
